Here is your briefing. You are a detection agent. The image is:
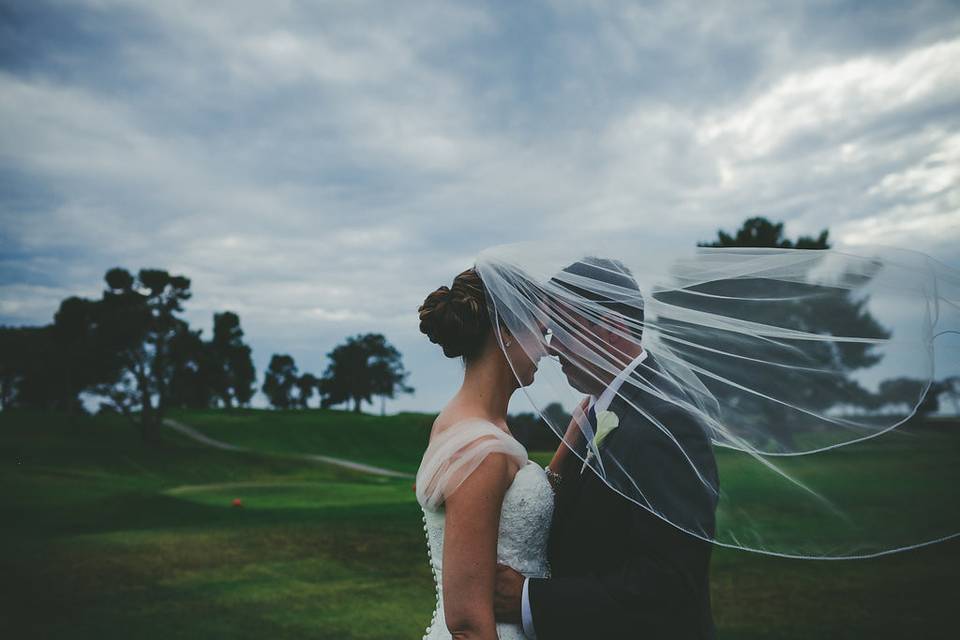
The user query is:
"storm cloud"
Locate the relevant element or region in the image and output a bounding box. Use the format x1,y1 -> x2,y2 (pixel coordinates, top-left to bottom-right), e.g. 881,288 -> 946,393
2,0 -> 958,411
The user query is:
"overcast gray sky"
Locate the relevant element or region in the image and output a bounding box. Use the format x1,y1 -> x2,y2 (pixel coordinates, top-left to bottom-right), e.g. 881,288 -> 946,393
2,0 -> 959,413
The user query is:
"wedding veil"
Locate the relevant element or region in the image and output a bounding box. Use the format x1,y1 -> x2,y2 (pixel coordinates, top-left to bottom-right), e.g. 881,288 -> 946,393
476,240 -> 960,558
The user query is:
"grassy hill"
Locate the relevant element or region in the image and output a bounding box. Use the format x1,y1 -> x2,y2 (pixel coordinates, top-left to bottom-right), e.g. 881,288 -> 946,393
166,407 -> 435,474
1,409 -> 432,639
2,409 -> 958,639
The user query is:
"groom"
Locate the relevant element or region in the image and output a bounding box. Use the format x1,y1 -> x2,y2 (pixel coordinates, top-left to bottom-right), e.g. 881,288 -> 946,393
494,258 -> 719,639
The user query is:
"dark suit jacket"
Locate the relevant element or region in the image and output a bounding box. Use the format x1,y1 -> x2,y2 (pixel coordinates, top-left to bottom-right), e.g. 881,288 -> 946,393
528,355 -> 719,639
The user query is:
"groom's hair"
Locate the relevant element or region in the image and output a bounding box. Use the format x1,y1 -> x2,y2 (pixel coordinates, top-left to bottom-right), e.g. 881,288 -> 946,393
551,257 -> 644,339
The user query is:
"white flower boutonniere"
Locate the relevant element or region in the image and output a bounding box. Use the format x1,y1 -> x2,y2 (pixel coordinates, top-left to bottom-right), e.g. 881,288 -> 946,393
581,410 -> 620,474
593,410 -> 620,448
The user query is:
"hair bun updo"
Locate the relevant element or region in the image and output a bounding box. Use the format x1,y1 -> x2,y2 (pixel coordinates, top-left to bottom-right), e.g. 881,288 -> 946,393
418,268 -> 491,359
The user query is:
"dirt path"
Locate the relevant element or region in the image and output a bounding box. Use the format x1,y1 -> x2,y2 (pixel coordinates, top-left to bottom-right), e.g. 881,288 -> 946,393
162,418 -> 414,479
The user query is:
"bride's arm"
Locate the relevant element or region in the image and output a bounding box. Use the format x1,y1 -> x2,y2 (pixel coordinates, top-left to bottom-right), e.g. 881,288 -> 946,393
546,396 -> 591,488
441,453 -> 515,640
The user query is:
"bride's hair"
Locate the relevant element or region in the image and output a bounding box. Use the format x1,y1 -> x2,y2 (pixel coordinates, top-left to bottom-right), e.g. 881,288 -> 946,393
418,267 -> 491,360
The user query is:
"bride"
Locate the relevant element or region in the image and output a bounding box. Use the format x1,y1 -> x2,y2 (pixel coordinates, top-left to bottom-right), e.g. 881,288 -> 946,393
415,267 -> 553,640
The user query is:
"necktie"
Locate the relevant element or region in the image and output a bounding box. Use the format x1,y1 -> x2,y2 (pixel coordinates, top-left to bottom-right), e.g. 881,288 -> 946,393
581,403 -> 599,475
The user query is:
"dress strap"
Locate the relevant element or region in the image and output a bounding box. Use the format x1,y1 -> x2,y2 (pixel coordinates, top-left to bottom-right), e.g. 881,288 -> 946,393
415,419 -> 528,511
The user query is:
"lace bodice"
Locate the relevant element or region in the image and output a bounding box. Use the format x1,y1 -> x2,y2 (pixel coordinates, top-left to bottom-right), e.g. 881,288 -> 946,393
420,461 -> 554,639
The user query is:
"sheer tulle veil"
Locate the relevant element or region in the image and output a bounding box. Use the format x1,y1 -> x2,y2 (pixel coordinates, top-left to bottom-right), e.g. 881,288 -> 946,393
475,240 -> 960,559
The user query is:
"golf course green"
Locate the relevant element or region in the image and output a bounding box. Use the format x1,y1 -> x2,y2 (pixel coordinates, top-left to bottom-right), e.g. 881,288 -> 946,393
2,408 -> 957,639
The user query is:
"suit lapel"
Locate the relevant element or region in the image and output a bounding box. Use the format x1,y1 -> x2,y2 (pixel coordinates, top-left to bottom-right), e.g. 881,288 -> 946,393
550,355 -> 677,556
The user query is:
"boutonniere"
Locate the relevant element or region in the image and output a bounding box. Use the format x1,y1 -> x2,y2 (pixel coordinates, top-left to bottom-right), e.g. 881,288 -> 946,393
581,410 -> 620,473
594,410 -> 620,448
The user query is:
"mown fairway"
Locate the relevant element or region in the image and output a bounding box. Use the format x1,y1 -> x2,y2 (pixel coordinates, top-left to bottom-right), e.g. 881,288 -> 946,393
2,409 -> 957,639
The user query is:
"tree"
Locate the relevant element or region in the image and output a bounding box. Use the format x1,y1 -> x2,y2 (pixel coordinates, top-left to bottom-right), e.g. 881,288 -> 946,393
680,217 -> 891,449
369,337 -> 414,416
208,312 -> 256,408
295,373 -> 319,409
166,325 -> 213,409
233,351 -> 256,407
0,325 -> 56,410
0,327 -> 21,410
163,311 -> 256,411
700,216 -> 830,250
95,267 -> 195,444
1,297 -> 116,414
262,354 -> 299,409
320,333 -> 413,414
875,376 -> 957,417
941,376 -> 960,415
50,296 -> 113,413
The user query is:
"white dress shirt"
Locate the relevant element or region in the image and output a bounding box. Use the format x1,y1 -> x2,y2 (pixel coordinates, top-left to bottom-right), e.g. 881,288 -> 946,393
521,349 -> 648,639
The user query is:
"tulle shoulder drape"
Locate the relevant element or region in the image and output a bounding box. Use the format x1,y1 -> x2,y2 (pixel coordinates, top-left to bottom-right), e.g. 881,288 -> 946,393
416,420 -> 528,511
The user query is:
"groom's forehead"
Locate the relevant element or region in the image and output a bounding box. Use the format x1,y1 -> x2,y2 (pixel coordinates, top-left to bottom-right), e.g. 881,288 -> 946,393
536,297 -> 596,332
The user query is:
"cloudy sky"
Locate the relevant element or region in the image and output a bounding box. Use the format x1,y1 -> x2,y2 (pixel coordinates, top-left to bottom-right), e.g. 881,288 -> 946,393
2,0 -> 959,413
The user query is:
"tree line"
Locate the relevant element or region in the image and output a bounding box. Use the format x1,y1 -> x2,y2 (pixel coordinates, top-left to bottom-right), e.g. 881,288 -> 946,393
262,333 -> 413,414
1,217 -> 955,448
0,267 -> 412,443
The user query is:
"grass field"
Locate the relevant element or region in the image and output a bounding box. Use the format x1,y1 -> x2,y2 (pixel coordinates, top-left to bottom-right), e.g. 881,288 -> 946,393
2,408 -> 958,639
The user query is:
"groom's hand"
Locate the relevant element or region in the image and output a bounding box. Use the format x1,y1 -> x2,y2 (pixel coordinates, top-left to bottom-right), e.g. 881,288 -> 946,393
493,563 -> 524,623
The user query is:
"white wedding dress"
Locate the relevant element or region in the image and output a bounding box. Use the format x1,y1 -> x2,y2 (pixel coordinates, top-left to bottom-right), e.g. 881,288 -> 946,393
416,420 -> 554,640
